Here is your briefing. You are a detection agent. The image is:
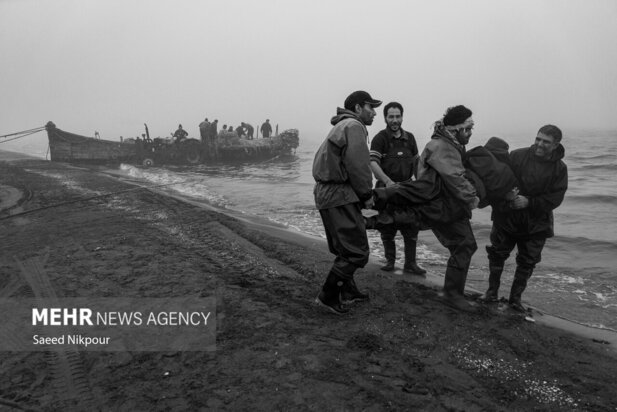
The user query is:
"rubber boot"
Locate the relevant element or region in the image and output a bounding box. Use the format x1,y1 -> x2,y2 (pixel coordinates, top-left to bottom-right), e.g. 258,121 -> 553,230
403,240 -> 426,276
443,266 -> 476,313
341,278 -> 369,303
479,263 -> 503,303
315,271 -> 349,315
509,266 -> 532,312
380,237 -> 396,271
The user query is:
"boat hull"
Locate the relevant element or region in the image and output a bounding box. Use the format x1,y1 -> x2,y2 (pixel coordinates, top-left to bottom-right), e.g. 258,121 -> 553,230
46,122 -> 137,163
45,122 -> 299,166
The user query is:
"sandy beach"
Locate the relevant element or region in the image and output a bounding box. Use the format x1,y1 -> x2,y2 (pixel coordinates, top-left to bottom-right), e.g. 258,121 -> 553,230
1,151 -> 617,411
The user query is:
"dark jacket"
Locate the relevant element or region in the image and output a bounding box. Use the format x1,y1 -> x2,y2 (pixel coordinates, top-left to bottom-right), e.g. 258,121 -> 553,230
312,108 -> 373,209
492,144 -> 568,238
261,122 -> 272,137
464,137 -> 518,208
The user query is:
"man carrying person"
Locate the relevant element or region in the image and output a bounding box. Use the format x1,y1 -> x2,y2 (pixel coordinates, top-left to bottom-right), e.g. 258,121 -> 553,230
312,90 -> 381,314
369,102 -> 426,276
481,125 -> 568,312
416,105 -> 479,311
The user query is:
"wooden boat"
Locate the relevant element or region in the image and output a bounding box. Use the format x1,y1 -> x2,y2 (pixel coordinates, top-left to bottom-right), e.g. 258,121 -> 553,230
45,121 -> 299,166
46,121 -> 137,163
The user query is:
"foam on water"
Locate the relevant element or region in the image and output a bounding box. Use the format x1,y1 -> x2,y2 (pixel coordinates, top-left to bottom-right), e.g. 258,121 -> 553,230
120,164 -> 230,208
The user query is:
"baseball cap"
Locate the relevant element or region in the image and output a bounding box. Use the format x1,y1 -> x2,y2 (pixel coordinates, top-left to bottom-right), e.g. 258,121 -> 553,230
344,91 -> 382,111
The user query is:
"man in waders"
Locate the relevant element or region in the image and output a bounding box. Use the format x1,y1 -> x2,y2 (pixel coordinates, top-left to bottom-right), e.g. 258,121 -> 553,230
481,125 -> 568,312
312,90 -> 381,314
369,102 -> 426,276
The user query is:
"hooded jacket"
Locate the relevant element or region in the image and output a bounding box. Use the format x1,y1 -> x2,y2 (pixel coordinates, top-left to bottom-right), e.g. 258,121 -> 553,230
492,144 -> 568,238
312,108 -> 373,209
464,136 -> 518,208
416,125 -> 477,211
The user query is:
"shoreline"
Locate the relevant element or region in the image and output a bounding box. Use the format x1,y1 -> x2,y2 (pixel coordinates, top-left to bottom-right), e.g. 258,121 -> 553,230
3,150 -> 617,349
100,159 -> 617,350
2,151 -> 617,410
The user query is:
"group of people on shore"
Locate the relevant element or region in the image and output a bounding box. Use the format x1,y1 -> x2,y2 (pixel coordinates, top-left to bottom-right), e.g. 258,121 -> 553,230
312,90 -> 568,314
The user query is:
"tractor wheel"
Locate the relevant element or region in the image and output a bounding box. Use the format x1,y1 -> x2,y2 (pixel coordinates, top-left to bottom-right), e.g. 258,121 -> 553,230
183,142 -> 202,164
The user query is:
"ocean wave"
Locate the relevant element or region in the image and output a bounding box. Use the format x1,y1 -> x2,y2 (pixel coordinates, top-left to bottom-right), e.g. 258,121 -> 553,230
568,153 -> 615,161
119,164 -> 230,207
565,193 -> 617,203
578,163 -> 617,171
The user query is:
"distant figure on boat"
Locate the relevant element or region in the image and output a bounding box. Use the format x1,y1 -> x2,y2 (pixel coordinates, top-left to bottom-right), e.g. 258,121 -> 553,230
261,119 -> 272,138
244,122 -> 254,140
236,124 -> 246,138
209,119 -> 218,142
199,118 -> 210,143
173,124 -> 188,143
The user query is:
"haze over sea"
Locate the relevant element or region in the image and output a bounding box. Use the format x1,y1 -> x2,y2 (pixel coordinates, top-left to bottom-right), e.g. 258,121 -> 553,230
61,127 -> 608,332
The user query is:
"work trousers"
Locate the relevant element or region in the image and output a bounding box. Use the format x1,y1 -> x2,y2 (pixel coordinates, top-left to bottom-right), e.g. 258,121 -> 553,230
486,225 -> 546,271
431,218 -> 477,295
378,224 -> 418,262
319,203 -> 369,281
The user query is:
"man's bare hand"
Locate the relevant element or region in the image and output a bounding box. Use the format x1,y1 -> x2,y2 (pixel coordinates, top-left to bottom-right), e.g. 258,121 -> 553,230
385,179 -> 396,188
510,195 -> 529,209
364,197 -> 375,209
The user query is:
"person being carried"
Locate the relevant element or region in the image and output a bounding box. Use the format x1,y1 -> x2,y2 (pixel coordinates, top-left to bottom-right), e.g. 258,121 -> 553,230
464,136 -> 519,209
369,101 -> 426,276
481,125 -> 568,312
312,90 -> 381,314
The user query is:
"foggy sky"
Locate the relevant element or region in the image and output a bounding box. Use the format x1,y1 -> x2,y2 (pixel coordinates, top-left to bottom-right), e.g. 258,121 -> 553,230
1,0 -> 616,155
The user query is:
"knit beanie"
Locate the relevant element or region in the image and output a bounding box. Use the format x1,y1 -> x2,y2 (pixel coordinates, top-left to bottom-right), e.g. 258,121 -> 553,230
443,105 -> 473,126
484,136 -> 509,152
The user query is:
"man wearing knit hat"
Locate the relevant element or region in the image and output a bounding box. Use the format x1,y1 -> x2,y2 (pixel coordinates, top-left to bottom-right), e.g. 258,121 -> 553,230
312,90 -> 382,314
416,105 -> 480,312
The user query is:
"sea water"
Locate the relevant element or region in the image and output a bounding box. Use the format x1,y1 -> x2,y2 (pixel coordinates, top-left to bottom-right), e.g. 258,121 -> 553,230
118,129 -> 617,331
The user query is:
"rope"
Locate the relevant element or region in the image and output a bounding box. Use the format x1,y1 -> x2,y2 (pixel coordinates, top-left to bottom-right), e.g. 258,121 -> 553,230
0,126 -> 45,138
0,127 -> 45,143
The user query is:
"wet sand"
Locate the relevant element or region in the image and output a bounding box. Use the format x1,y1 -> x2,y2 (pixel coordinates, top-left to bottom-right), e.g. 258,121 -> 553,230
1,151 -> 617,411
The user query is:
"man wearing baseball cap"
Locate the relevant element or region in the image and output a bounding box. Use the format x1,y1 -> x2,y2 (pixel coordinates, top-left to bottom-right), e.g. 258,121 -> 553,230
312,90 -> 382,314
